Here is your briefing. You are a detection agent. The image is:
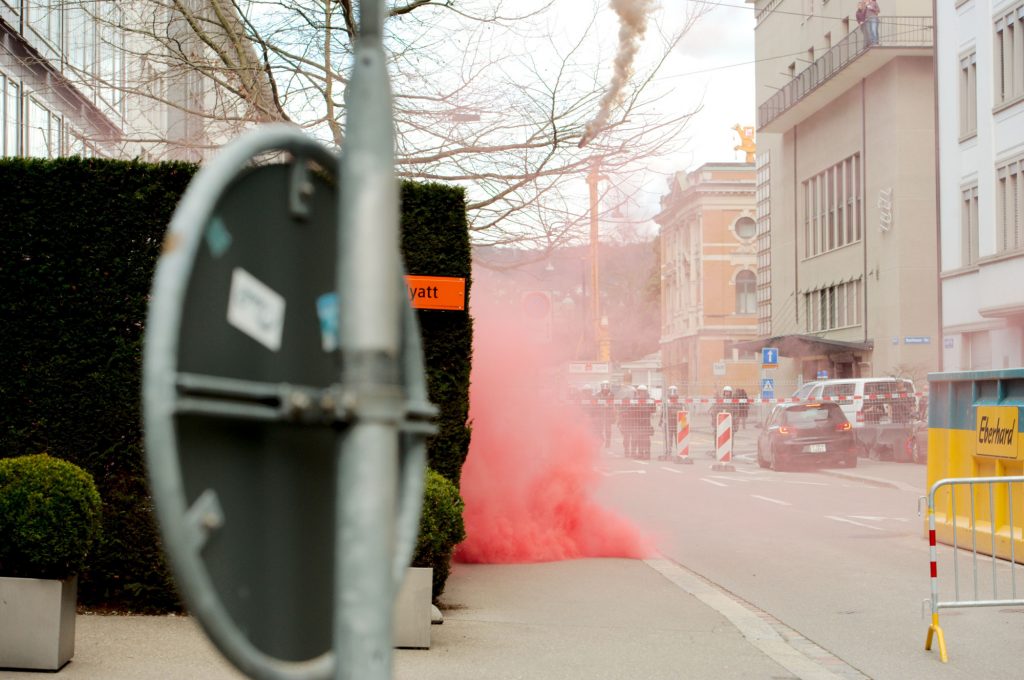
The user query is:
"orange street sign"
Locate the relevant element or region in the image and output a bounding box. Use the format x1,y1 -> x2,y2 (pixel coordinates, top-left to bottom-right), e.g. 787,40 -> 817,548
405,275 -> 466,311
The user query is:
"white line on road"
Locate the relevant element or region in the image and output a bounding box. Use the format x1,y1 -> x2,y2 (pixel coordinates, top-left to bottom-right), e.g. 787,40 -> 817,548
848,515 -> 909,522
751,494 -> 792,506
660,466 -> 686,474
735,468 -> 762,475
595,469 -> 647,476
701,478 -> 728,487
708,475 -> 750,483
783,480 -> 829,486
824,515 -> 884,531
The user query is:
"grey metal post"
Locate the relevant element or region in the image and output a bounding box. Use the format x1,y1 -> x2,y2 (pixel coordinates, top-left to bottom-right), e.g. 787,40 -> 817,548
335,1 -> 402,679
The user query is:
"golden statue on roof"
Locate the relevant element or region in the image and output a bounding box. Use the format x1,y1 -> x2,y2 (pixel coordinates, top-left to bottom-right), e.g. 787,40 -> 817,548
733,124 -> 756,163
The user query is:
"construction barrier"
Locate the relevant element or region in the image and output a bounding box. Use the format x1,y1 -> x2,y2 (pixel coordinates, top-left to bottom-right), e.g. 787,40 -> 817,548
926,369 -> 1024,560
676,410 -> 692,464
574,391 -> 925,409
712,412 -> 734,471
923,476 -> 1024,663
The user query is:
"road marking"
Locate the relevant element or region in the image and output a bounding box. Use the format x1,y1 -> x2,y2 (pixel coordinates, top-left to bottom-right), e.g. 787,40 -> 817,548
701,478 -> 728,488
751,494 -> 791,506
849,515 -> 909,522
596,469 -> 647,476
824,515 -> 884,531
708,475 -> 750,483
735,468 -> 761,475
661,466 -> 685,474
783,480 -> 829,486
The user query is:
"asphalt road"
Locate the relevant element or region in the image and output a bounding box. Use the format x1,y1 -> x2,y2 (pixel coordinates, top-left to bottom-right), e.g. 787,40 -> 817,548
595,427 -> 1024,680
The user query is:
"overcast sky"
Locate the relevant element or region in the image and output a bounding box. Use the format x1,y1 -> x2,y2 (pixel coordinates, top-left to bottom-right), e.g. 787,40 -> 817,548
571,0 -> 758,232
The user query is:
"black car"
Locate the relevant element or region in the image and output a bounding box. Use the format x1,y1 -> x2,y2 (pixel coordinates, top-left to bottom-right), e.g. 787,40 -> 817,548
756,402 -> 857,470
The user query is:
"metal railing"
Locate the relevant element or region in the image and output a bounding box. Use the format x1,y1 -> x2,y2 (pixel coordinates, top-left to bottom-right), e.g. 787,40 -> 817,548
758,17 -> 933,129
922,476 -> 1024,663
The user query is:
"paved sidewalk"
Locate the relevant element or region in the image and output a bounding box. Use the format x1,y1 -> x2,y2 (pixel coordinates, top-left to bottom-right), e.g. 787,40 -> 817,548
3,559 -> 819,680
1,453 -> 918,680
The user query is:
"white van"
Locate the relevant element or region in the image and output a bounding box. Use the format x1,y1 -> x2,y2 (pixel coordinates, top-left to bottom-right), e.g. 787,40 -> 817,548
791,377 -> 917,428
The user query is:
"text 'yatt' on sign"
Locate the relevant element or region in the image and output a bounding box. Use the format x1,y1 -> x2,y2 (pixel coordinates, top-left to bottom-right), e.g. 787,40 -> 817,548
406,275 -> 466,311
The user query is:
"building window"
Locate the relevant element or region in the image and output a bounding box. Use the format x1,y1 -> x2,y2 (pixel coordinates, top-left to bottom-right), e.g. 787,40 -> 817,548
996,156 -> 1024,252
736,270 -> 756,314
1,71 -> 20,157
960,51 -> 977,138
803,153 -> 861,258
734,216 -> 756,240
804,279 -> 861,332
961,184 -> 979,266
27,97 -> 61,158
27,0 -> 63,50
995,3 -> 1024,108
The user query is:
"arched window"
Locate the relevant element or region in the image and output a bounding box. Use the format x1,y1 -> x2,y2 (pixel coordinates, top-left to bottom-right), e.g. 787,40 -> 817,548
736,270 -> 756,314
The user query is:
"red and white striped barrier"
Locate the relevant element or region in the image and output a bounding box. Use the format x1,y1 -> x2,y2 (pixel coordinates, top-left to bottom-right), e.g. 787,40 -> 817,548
676,410 -> 692,464
713,412 -> 734,471
575,393 -> 925,406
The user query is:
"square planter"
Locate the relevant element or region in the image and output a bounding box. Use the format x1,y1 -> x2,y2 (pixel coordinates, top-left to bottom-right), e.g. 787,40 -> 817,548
0,575 -> 77,671
393,567 -> 432,649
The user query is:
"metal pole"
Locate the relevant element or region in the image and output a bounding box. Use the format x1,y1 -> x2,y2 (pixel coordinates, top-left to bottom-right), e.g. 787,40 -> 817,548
335,1 -> 402,678
587,160 -> 601,361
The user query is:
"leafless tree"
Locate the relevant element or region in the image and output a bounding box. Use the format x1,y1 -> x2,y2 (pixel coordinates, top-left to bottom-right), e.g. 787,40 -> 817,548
68,0 -> 709,247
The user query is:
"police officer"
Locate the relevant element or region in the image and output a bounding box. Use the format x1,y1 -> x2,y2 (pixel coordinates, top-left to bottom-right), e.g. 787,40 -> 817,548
632,385 -> 656,460
711,385 -> 734,431
659,385 -> 684,460
596,381 -> 615,448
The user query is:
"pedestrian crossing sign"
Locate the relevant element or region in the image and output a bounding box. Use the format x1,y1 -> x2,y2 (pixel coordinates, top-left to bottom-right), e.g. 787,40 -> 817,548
761,377 -> 775,399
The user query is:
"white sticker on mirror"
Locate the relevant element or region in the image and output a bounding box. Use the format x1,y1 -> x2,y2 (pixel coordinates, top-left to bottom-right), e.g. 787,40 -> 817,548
227,267 -> 285,351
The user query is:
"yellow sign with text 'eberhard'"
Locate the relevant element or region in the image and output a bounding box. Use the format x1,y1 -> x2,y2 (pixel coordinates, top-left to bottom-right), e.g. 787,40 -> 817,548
976,406 -> 1021,460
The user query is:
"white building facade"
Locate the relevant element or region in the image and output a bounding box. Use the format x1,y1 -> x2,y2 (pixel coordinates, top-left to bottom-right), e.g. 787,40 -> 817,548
936,0 -> 1024,370
752,0 -> 941,387
1,1 -> 253,162
1,1 -> 125,158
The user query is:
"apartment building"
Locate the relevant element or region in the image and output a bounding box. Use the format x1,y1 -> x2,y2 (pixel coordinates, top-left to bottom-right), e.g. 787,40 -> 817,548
936,0 -> 1024,370
752,0 -> 940,387
656,162 -> 760,396
1,1 -> 253,162
0,1 -> 125,158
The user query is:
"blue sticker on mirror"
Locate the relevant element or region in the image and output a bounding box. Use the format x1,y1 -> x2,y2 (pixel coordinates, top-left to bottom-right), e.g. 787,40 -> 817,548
205,216 -> 232,257
316,292 -> 339,352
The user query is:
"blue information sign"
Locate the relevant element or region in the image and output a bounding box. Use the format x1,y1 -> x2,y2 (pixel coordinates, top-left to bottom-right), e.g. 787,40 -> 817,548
761,377 -> 775,399
762,347 -> 779,367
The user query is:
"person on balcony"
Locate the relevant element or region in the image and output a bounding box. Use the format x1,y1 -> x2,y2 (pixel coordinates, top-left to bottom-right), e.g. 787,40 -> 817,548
866,0 -> 880,45
856,1 -> 869,47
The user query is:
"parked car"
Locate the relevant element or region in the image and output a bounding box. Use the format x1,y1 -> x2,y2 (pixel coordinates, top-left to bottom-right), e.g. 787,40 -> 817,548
791,377 -> 917,428
791,377 -> 919,460
756,402 -> 857,471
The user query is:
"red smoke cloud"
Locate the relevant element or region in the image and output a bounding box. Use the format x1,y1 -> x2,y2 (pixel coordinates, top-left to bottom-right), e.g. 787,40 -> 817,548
455,296 -> 651,563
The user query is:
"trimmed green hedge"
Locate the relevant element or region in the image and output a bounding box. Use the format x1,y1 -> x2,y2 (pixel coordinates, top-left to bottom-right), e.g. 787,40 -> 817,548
399,182 -> 473,486
413,469 -> 467,600
0,453 -> 103,580
0,157 -> 472,609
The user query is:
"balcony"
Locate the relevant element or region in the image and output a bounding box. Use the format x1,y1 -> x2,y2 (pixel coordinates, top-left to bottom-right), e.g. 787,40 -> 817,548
758,17 -> 933,133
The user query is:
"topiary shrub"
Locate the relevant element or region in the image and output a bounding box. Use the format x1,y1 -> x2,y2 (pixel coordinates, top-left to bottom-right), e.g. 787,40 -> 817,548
0,453 -> 103,580
412,468 -> 466,600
